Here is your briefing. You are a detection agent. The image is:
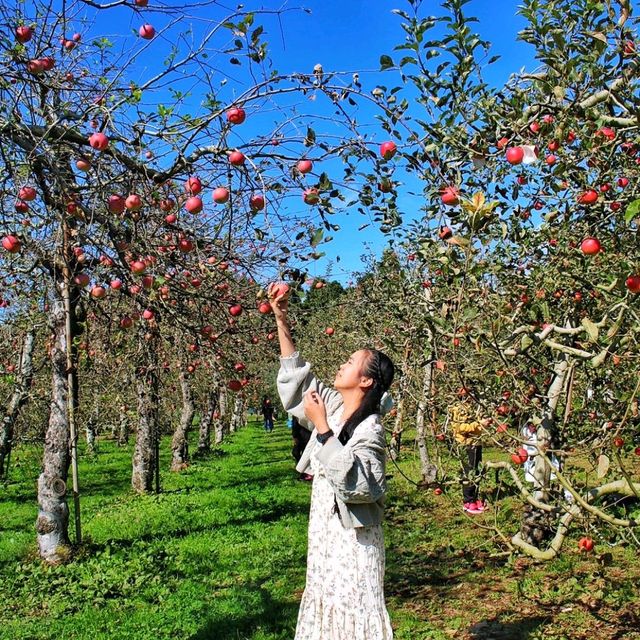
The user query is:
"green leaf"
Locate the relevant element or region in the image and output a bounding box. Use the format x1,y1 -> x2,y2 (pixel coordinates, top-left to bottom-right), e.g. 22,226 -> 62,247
380,54 -> 394,70
310,228 -> 324,247
624,199 -> 640,223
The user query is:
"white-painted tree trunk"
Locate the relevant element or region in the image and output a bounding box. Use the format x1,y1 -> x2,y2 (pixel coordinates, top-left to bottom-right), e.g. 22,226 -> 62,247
36,297 -> 71,563
0,328 -> 35,478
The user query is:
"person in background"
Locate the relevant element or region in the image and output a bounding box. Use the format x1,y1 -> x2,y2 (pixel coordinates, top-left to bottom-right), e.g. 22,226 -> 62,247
449,399 -> 489,515
261,397 -> 275,432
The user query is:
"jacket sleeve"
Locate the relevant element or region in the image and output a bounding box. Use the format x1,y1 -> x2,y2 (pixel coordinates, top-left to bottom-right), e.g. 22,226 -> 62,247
316,418 -> 387,504
277,352 -> 343,429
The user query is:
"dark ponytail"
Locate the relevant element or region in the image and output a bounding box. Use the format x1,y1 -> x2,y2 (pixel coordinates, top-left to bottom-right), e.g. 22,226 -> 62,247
338,349 -> 395,445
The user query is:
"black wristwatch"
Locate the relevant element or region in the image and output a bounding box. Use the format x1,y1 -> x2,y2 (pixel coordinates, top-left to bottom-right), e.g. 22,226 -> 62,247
316,429 -> 334,445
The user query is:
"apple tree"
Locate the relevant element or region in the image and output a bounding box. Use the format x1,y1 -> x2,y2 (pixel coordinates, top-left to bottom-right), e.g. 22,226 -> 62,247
371,0 -> 640,557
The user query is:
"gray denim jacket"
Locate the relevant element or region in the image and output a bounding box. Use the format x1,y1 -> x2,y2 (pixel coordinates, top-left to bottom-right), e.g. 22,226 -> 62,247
277,352 -> 387,528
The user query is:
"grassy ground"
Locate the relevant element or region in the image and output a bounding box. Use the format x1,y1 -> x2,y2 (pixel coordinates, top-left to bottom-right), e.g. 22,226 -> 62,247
1,419 -> 639,640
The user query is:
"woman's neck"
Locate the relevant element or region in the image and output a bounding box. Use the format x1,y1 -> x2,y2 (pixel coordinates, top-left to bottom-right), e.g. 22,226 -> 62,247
339,389 -> 365,422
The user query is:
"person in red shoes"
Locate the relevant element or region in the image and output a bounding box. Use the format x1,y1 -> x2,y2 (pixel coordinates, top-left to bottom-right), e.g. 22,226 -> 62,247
449,399 -> 489,515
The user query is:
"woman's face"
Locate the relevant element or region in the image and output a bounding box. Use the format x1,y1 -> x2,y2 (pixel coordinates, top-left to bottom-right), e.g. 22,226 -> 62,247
334,349 -> 372,391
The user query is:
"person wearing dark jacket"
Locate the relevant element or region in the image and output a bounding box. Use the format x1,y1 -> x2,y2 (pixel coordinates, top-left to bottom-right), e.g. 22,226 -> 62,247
261,397 -> 275,432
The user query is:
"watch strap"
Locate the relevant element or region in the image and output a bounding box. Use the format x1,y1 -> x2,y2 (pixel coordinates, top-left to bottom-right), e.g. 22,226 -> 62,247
316,429 -> 334,445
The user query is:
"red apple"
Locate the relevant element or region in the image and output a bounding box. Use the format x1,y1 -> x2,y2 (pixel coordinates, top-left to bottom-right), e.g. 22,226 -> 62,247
88,132 -> 109,151
108,194 -> 126,213
578,537 -> 594,553
229,304 -> 243,317
110,279 -> 122,290
185,176 -> 202,194
165,213 -> 177,224
325,327 -> 334,336
120,316 -> 134,329
178,238 -> 194,253
297,159 -> 313,174
2,235 -> 21,253
625,275 -> 640,293
258,302 -> 271,314
249,194 -> 265,211
510,448 -> 528,464
229,151 -> 245,166
380,141 -> 397,160
434,488 -> 443,495
438,226 -> 453,240
130,260 -> 146,274
226,107 -> 246,125
184,196 -> 203,214
303,188 -> 320,205
76,157 -> 92,171
15,200 -> 29,214
618,177 -> 629,188
27,59 -> 45,75
505,147 -> 524,164
142,309 -> 155,320
578,189 -> 598,205
15,25 -> 33,43
125,194 -> 143,211
139,24 -> 155,39
19,186 -> 36,201
613,436 -> 624,448
580,237 -> 601,256
91,286 -> 106,299
227,380 -> 243,392
441,186 -> 459,206
74,273 -> 90,287
135,0 -> 149,6
213,187 -> 229,204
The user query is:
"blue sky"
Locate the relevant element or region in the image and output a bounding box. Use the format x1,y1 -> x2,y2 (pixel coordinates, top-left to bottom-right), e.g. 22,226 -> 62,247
262,0 -> 539,283
91,1 -> 538,285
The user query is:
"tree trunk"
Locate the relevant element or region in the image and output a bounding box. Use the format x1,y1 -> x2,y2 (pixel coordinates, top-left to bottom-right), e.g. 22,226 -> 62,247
171,368 -> 194,471
519,351 -> 570,546
36,296 -> 71,563
229,395 -> 244,433
415,356 -> 438,484
214,386 -> 228,445
85,414 -> 97,455
118,416 -> 129,446
0,328 -> 35,478
197,389 -> 217,454
389,341 -> 411,461
214,387 -> 226,445
131,325 -> 160,493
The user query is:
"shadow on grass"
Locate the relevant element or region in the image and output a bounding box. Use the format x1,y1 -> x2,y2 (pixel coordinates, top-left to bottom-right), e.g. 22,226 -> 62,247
190,584 -> 299,640
468,615 -> 548,639
385,544 -> 508,602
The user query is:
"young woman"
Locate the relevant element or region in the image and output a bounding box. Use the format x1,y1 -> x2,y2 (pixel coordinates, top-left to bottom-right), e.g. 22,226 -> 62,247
269,284 -> 395,640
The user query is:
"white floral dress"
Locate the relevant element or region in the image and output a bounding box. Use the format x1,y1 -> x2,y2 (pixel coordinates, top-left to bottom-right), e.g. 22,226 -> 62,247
294,414 -> 394,640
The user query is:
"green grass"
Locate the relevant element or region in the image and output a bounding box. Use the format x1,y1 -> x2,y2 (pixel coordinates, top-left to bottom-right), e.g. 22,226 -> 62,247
1,420 -> 639,640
